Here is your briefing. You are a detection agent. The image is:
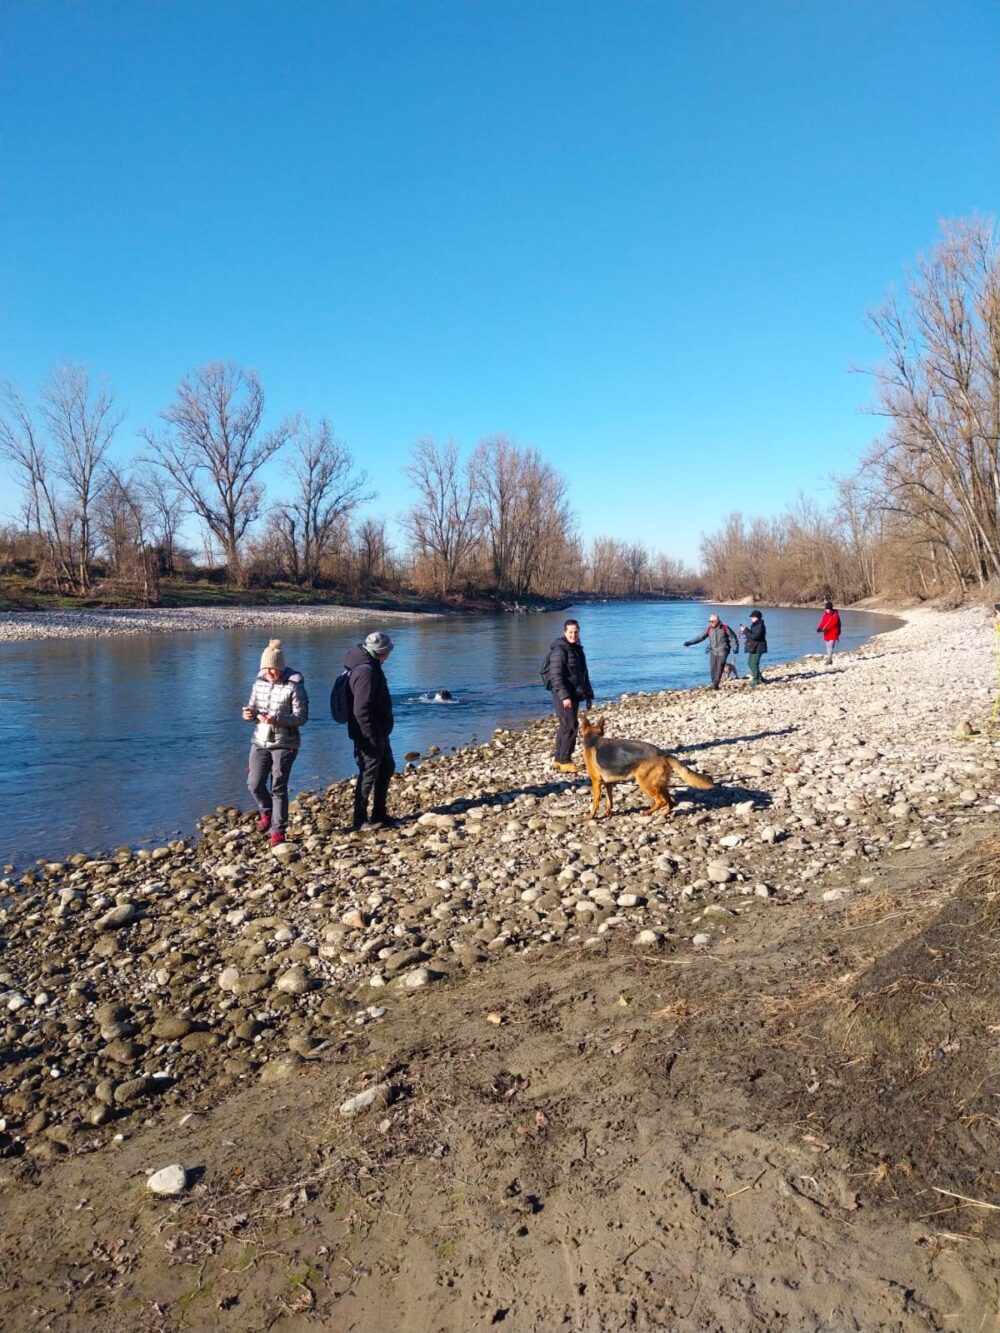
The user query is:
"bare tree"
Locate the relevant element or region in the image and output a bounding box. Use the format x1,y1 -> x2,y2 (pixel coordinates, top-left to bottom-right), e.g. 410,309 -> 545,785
401,437 -> 480,597
470,435 -> 574,598
0,382 -> 70,586
143,362 -> 293,585
133,466 -> 186,575
39,365 -> 121,590
861,216 -> 1000,588
354,516 -> 393,595
274,419 -> 373,585
0,370 -> 120,592
96,463 -> 159,604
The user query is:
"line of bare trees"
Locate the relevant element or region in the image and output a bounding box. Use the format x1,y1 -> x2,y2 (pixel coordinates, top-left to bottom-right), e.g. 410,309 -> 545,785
698,215 -> 1000,606
0,364 -> 698,603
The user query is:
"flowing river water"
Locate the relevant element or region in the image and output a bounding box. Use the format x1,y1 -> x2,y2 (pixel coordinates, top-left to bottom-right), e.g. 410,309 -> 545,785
2,601 -> 902,868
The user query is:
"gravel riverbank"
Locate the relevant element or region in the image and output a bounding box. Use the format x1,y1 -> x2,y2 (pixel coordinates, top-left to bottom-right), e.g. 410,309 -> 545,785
0,603 -> 436,643
2,603 -> 999,1330
1,604 -> 996,1153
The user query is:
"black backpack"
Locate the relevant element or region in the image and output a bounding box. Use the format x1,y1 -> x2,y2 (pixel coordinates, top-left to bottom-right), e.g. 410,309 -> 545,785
540,651 -> 553,690
330,668 -> 352,723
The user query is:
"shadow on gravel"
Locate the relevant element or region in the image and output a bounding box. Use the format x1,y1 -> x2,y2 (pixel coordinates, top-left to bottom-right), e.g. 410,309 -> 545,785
703,783 -> 772,811
678,725 -> 798,755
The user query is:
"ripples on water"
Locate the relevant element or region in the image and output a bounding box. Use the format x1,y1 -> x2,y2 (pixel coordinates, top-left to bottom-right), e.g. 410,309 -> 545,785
2,602 -> 902,867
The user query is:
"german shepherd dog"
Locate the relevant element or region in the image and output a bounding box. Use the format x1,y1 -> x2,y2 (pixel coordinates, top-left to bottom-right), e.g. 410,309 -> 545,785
580,715 -> 714,819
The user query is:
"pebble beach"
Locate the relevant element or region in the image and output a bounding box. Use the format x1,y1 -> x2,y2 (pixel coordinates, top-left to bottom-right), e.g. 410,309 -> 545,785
1,602 -> 997,1161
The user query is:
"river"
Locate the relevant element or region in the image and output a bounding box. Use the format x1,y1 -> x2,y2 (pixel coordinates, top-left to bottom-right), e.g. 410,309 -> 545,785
2,602 -> 901,868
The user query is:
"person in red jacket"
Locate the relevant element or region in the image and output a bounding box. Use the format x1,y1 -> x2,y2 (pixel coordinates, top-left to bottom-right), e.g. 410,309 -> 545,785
816,601 -> 842,667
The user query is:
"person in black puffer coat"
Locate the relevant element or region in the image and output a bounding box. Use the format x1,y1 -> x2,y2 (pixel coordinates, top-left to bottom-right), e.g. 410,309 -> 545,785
739,610 -> 768,686
544,618 -> 594,772
344,630 -> 396,831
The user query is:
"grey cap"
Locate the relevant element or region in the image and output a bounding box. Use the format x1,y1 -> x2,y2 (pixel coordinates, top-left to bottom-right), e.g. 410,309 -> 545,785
363,631 -> 394,655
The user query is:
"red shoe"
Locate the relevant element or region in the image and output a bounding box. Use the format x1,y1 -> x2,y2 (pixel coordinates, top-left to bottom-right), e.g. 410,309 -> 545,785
270,830 -> 285,847
257,813 -> 272,833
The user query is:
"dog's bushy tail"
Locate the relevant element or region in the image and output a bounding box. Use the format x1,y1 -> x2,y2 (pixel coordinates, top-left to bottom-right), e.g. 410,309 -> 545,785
666,757 -> 714,790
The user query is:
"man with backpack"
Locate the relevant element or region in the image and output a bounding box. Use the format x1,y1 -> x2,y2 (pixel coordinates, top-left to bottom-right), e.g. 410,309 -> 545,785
683,613 -> 739,690
337,630 -> 397,832
542,618 -> 594,773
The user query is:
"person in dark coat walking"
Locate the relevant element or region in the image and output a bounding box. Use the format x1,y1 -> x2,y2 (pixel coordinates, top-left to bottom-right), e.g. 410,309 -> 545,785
683,614 -> 739,689
544,619 -> 594,772
739,610 -> 768,685
344,630 -> 396,831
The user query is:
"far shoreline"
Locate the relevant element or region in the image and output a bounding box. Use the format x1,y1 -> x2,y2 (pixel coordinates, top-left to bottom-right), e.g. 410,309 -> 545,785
0,594 -> 910,645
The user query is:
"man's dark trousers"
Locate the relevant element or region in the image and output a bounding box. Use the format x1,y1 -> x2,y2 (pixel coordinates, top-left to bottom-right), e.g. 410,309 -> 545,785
353,740 -> 395,827
710,653 -> 729,689
552,696 -> 580,762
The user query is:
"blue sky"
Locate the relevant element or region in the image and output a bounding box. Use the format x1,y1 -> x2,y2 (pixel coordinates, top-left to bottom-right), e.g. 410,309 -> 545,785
1,0 -> 997,567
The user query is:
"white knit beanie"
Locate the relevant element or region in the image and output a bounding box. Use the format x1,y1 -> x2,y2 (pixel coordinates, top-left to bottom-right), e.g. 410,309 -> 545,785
363,631 -> 394,656
260,638 -> 285,670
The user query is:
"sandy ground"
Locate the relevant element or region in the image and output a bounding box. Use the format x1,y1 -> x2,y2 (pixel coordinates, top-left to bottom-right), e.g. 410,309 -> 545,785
1,829 -> 998,1332
1,604 -> 999,1331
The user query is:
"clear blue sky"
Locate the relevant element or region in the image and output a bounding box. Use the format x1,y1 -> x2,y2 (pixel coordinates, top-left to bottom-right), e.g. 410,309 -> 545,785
2,0 -> 998,567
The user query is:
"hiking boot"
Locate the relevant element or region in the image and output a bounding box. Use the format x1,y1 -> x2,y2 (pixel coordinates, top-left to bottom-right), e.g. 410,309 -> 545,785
553,761 -> 579,774
257,813 -> 272,833
269,830 -> 286,847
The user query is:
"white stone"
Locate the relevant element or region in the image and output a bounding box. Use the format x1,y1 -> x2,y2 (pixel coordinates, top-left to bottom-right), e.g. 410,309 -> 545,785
340,1082 -> 393,1116
147,1163 -> 188,1196
706,860 -> 734,884
276,966 -> 309,995
218,967 -> 240,991
400,967 -> 433,989
692,933 -> 711,948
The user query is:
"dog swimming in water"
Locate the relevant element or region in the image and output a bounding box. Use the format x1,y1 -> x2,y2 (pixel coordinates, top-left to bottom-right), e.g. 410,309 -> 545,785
580,714 -> 714,819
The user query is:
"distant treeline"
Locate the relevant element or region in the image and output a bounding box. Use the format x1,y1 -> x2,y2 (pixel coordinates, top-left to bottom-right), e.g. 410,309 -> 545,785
2,217 -> 998,609
0,379 -> 702,605
701,216 -> 1000,607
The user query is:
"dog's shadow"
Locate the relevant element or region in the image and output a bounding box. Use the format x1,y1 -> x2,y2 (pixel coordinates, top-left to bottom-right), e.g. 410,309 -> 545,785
416,776 -> 771,820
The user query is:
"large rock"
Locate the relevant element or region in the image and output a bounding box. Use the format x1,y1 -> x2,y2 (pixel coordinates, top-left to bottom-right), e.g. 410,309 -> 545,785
147,1164 -> 187,1196
96,904 -> 137,931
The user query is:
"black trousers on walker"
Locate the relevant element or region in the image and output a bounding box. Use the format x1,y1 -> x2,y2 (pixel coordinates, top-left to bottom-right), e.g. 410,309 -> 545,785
552,695 -> 580,762
353,739 -> 395,827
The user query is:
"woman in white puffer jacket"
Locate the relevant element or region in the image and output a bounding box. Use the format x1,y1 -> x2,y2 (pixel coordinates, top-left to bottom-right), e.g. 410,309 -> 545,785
241,639 -> 309,847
